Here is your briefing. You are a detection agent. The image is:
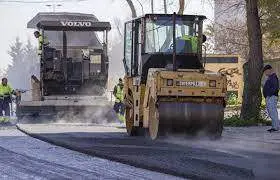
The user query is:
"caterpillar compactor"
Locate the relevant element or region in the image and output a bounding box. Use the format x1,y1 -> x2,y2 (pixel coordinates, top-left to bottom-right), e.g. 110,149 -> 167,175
123,13 -> 227,139
17,13 -> 113,123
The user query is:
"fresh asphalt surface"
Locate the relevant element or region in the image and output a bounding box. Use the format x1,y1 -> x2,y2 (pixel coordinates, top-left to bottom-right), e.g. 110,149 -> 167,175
0,125 -> 183,180
0,117 -> 278,179
17,123 -> 280,180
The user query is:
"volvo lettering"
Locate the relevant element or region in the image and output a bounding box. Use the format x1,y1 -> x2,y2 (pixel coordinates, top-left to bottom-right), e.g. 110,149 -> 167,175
61,21 -> 92,27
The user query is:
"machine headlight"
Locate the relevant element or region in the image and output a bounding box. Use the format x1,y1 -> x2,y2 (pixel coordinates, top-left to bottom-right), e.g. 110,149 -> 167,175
167,79 -> 173,86
209,80 -> 216,87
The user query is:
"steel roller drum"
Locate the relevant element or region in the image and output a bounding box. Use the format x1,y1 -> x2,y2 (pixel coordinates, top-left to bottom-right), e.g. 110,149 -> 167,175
157,101 -> 224,136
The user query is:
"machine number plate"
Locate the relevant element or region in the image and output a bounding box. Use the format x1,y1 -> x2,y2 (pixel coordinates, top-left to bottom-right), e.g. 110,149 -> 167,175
176,81 -> 206,87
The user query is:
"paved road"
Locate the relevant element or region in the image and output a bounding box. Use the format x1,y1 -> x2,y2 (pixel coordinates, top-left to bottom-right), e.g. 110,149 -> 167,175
0,125 -> 183,180
164,126 -> 280,179
17,123 -> 276,180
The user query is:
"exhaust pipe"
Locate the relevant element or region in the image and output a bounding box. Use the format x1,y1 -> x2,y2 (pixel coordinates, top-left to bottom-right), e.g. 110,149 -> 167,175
172,12 -> 177,72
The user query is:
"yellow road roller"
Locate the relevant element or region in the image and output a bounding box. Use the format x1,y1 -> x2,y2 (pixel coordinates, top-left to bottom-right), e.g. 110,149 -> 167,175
123,13 -> 227,139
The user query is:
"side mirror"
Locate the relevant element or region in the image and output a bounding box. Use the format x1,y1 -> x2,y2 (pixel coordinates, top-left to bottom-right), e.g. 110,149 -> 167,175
202,34 -> 207,43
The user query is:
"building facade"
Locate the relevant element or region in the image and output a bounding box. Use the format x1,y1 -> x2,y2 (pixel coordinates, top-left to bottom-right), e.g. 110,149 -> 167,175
205,55 -> 244,101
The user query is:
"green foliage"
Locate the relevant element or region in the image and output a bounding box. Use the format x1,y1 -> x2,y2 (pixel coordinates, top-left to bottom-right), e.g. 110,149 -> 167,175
259,0 -> 280,43
261,94 -> 266,107
224,115 -> 271,127
224,90 -> 272,127
260,88 -> 266,107
227,92 -> 240,106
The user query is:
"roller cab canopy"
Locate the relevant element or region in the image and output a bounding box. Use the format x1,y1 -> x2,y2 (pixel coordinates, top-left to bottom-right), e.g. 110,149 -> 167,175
27,12 -> 111,31
128,13 -> 207,23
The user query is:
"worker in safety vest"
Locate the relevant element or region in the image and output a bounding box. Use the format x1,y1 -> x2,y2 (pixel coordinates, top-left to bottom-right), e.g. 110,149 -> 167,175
113,78 -> 125,123
34,31 -> 49,56
0,78 -> 15,122
180,35 -> 198,53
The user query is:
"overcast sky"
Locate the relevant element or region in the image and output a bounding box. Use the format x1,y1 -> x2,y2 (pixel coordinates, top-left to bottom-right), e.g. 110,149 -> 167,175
0,0 -> 214,70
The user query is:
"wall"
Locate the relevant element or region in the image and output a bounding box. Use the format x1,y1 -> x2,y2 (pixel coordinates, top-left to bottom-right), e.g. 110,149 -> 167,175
205,55 -> 244,101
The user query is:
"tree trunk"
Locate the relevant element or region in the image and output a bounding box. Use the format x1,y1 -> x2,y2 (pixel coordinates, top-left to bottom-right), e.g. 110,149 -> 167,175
126,0 -> 137,18
240,0 -> 263,120
163,0 -> 167,13
151,0 -> 154,13
178,0 -> 185,14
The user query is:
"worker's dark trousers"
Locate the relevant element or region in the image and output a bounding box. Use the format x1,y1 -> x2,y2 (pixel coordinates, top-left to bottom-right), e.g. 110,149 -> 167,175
114,102 -> 125,115
0,99 -> 10,116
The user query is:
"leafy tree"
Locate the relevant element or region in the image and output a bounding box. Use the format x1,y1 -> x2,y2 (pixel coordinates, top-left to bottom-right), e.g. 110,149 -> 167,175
260,0 -> 280,43
212,0 -> 279,120
7,37 -> 25,89
7,38 -> 39,90
211,0 -> 280,58
206,21 -> 248,58
260,0 -> 280,59
24,40 -> 39,80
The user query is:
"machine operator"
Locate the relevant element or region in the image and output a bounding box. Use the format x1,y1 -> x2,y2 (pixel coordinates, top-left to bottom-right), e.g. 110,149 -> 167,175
34,31 -> 49,56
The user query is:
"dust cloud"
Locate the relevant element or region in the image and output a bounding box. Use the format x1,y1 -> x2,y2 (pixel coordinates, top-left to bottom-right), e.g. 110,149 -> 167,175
18,104 -> 118,125
17,86 -> 121,126
162,129 -> 280,156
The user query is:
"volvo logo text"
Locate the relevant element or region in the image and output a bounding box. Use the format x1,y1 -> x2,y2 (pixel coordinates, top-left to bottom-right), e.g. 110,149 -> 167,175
61,21 -> 92,27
